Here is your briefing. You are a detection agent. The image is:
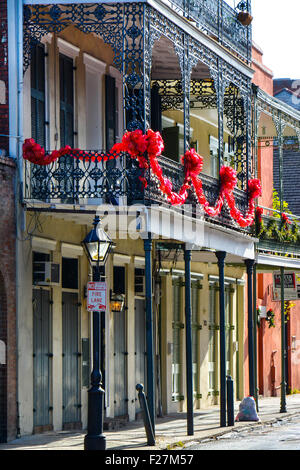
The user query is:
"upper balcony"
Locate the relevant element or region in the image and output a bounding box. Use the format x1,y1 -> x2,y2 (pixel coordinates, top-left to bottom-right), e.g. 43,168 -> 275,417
164,0 -> 252,63
23,0 -> 252,66
22,2 -> 254,236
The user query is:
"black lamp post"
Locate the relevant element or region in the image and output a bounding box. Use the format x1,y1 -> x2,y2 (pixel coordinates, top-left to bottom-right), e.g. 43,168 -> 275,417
82,215 -> 113,451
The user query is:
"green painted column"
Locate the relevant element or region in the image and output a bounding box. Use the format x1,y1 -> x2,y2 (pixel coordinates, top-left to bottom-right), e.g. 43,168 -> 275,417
253,263 -> 259,411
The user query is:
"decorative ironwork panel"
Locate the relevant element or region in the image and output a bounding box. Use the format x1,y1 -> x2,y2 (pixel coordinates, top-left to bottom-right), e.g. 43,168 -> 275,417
23,3 -> 124,72
24,3 -> 154,132
166,0 -> 251,63
122,3 -> 149,131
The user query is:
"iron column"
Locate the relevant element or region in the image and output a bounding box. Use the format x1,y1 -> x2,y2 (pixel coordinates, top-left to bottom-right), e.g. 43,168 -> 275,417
245,259 -> 255,398
144,235 -> 155,432
216,251 -> 226,427
84,266 -> 106,450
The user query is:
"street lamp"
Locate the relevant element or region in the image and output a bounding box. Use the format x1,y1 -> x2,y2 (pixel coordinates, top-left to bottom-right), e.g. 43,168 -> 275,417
82,215 -> 113,451
82,216 -> 113,267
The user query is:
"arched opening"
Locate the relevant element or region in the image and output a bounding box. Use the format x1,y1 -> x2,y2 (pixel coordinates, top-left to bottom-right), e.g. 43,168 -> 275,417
151,36 -> 184,162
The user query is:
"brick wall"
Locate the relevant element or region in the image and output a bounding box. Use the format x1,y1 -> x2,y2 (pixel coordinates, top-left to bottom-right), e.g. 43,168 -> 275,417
0,0 -> 17,442
0,156 -> 16,442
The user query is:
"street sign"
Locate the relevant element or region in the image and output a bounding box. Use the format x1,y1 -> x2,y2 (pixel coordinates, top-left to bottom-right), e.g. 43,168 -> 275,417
87,281 -> 107,311
273,271 -> 297,301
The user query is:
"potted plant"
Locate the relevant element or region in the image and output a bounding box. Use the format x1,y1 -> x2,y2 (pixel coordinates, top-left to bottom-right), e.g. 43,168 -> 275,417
266,309 -> 275,328
237,11 -> 253,26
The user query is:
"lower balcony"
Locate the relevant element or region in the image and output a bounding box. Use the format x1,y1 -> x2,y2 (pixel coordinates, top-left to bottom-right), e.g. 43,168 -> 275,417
23,149 -> 250,233
254,206 -> 300,258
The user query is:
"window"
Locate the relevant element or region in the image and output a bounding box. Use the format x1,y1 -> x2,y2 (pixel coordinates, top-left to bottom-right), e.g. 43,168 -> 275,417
134,268 -> 145,296
32,252 -> 50,285
113,266 -> 125,295
62,257 -> 78,290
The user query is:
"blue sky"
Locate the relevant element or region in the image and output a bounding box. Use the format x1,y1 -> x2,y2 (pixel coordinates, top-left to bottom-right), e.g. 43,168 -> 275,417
251,0 -> 300,78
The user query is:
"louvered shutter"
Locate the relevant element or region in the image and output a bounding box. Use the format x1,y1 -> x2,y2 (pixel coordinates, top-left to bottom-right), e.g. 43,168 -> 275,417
31,44 -> 46,148
105,74 -> 116,152
60,54 -> 74,148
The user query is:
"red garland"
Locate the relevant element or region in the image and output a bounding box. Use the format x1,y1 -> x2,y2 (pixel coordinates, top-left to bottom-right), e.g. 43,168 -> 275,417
23,138 -> 72,166
23,130 -> 262,227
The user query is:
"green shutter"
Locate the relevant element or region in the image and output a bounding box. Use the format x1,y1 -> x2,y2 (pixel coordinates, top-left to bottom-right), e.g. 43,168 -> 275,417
59,54 -> 74,148
105,74 -> 116,151
31,44 -> 46,148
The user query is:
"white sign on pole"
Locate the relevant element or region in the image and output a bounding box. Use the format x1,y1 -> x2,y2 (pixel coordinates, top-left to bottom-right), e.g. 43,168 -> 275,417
272,271 -> 297,301
87,281 -> 107,311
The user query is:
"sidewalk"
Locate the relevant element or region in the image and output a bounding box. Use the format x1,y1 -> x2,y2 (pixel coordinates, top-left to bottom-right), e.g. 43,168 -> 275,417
1,394 -> 300,451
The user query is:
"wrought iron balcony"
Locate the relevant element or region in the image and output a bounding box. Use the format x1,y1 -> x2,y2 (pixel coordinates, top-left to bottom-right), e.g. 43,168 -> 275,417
166,0 -> 252,63
23,149 -> 251,233
254,206 -> 300,256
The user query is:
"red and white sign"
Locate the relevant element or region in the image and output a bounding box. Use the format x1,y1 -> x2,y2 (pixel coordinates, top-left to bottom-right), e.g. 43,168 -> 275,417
87,282 -> 107,311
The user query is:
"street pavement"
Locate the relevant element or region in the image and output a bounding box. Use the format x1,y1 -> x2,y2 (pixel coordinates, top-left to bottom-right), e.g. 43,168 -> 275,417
189,414 -> 300,450
1,394 -> 300,451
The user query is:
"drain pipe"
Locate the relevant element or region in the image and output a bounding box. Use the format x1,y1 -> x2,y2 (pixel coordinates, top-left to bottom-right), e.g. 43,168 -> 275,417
8,0 -> 24,439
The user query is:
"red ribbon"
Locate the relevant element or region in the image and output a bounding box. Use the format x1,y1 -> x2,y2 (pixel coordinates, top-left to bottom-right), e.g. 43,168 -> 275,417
23,130 -> 262,228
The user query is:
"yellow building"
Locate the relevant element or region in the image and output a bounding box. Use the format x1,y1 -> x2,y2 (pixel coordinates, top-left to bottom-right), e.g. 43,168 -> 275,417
8,0 -> 259,439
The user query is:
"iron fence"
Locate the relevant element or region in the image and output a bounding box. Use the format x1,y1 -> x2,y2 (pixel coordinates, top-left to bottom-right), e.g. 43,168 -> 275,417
24,150 -> 250,233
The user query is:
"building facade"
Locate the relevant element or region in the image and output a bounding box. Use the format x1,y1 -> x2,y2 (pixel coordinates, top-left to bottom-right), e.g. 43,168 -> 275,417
252,45 -> 300,398
4,0 -> 300,442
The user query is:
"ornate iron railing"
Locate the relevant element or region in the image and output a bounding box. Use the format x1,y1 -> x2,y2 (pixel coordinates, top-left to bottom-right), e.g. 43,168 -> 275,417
255,206 -> 300,255
24,150 -> 145,205
148,155 -> 249,230
24,149 -> 250,232
166,0 -> 252,63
